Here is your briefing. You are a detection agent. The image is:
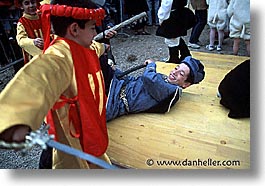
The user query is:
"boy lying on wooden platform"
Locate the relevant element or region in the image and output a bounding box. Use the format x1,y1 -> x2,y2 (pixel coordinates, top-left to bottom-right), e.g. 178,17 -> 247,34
107,56 -> 205,121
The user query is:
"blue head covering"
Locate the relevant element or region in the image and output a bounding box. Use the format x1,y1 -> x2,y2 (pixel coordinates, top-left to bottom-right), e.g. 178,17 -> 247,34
181,56 -> 205,84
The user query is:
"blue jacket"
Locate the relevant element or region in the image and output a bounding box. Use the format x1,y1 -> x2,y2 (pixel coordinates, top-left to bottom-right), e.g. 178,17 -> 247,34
106,62 -> 182,121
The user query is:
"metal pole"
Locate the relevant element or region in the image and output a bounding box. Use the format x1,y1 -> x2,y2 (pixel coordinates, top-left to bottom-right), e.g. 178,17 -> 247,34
117,0 -> 129,37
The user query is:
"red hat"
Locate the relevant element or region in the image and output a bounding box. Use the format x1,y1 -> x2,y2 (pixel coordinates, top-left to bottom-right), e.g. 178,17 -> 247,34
40,4 -> 105,50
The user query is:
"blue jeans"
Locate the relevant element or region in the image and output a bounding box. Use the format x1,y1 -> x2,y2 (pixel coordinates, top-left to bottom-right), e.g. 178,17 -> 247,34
189,9 -> 207,44
146,0 -> 160,25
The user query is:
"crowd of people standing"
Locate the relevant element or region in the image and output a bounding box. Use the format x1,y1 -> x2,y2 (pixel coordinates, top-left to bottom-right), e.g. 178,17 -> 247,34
0,0 -> 250,68
1,0 -> 250,69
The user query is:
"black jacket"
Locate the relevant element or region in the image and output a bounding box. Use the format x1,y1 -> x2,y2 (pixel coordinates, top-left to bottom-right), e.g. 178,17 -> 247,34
156,0 -> 196,38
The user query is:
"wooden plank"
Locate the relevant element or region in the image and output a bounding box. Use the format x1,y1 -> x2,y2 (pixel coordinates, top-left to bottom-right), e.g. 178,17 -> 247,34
107,52 -> 250,169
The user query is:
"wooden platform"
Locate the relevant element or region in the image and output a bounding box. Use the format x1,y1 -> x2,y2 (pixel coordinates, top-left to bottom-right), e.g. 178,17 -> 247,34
106,51 -> 250,169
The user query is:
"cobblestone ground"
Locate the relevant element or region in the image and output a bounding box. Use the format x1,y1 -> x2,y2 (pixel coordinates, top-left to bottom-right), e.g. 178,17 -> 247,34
0,25 -> 248,169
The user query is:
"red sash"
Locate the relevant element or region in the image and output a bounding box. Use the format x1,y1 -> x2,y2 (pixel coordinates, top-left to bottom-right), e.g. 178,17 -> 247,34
46,38 -> 108,157
19,16 -> 42,38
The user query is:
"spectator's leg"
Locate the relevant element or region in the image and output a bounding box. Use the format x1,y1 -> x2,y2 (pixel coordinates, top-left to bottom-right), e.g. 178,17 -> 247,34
154,0 -> 160,25
209,27 -> 216,47
146,0 -> 153,25
245,39 -> 250,56
233,38 -> 240,55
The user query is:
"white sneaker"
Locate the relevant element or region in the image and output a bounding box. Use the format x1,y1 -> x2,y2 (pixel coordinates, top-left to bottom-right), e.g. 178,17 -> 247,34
217,45 -> 222,51
206,45 -> 215,51
188,42 -> 200,49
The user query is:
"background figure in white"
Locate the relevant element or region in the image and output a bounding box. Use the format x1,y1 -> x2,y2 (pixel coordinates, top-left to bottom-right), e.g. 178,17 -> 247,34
146,0 -> 160,26
157,0 -> 194,64
206,0 -> 228,52
227,0 -> 250,56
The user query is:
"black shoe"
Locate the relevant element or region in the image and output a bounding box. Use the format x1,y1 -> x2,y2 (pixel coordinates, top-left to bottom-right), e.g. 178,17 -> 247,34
166,59 -> 181,64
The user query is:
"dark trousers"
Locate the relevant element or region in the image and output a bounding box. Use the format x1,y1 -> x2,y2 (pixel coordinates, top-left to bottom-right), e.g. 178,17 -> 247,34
189,9 -> 207,44
39,146 -> 53,169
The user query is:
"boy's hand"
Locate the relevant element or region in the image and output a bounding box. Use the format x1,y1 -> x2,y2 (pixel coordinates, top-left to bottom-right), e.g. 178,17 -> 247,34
144,59 -> 155,66
34,38 -> 44,50
105,30 -> 117,39
0,125 -> 30,143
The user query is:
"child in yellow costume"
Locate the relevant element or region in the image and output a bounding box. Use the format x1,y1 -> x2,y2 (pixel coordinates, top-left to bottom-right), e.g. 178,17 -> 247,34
0,0 -> 111,169
15,0 -> 43,64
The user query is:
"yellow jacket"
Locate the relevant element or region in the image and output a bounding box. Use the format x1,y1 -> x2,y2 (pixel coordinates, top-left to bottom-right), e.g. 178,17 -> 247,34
0,39 -> 109,169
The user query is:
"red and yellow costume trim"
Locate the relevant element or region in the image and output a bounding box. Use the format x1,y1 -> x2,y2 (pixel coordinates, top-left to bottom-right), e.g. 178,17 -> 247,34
42,5 -> 107,157
46,37 -> 108,157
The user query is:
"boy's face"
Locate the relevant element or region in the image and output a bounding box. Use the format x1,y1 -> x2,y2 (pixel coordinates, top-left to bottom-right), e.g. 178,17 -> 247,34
75,20 -> 97,48
167,63 -> 191,88
21,0 -> 38,15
